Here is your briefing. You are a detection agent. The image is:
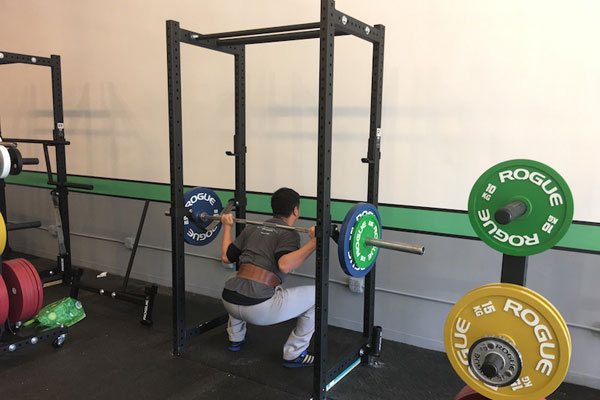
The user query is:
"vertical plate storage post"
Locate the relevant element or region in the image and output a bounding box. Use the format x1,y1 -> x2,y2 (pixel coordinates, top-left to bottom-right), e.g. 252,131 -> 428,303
501,255 -> 528,286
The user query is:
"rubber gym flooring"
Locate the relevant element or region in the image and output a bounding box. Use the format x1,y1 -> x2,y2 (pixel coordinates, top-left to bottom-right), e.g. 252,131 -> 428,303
2,258 -> 599,400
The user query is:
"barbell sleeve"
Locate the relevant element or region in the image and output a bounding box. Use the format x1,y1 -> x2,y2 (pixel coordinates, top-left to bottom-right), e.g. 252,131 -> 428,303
364,237 -> 425,255
494,200 -> 527,225
22,157 -> 39,165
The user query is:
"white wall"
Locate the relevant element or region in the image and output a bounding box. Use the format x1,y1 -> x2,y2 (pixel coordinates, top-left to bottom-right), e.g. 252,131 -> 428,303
1,1 -> 600,220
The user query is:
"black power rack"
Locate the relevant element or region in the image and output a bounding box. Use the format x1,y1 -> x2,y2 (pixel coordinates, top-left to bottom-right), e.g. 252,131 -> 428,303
0,51 -> 77,353
0,51 -> 157,355
165,1 -> 385,398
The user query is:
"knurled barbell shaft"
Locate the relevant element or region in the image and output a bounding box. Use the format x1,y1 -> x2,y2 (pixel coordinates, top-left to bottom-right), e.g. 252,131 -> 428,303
364,237 -> 425,255
199,212 -> 311,233
200,212 -> 424,255
233,218 -> 313,233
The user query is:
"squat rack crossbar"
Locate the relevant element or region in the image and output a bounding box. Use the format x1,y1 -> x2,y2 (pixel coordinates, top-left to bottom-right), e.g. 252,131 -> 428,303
166,1 -> 384,398
0,51 -> 53,67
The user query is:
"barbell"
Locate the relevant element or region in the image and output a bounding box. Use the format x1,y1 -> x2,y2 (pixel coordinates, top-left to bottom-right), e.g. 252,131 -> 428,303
181,187 -> 424,278
198,211 -> 425,255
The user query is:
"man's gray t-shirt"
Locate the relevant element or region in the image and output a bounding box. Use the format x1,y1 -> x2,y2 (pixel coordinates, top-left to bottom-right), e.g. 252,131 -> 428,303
224,217 -> 300,300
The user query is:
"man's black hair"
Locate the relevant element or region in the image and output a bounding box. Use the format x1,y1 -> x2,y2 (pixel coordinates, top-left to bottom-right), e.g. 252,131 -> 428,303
271,188 -> 300,218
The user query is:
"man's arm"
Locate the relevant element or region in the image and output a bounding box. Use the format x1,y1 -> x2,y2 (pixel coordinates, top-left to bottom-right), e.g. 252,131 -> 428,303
221,214 -> 235,264
278,226 -> 316,274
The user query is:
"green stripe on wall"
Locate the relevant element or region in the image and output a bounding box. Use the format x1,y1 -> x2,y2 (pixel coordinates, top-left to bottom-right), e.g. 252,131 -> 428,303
379,207 -> 475,237
6,171 -> 600,253
556,224 -> 600,252
6,171 -> 171,201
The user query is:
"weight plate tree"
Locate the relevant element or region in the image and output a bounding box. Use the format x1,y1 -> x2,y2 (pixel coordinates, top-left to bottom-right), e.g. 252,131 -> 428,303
445,283 -> 570,400
468,159 -> 573,256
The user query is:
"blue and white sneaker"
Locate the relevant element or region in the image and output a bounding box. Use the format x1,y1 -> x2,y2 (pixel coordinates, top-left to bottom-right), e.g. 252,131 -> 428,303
283,350 -> 314,368
228,340 -> 245,352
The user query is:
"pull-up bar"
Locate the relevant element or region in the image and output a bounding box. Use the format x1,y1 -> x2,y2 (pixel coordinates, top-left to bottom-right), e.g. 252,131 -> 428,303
195,22 -> 321,40
215,29 -> 351,46
188,9 -> 380,47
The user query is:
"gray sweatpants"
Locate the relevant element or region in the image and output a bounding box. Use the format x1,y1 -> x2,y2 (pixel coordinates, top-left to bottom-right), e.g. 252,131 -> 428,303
222,285 -> 315,361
